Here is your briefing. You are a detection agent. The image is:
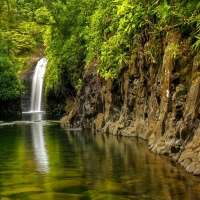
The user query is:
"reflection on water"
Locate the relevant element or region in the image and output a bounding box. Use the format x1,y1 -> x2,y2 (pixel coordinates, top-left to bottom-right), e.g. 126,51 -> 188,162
0,119 -> 200,199
24,113 -> 49,173
31,123 -> 49,173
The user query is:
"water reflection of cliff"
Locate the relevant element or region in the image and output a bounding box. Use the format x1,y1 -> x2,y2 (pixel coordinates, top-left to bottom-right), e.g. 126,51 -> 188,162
64,130 -> 200,199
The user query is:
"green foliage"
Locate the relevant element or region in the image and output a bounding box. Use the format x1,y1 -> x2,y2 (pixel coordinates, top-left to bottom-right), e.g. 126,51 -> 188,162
192,15 -> 200,49
85,0 -> 149,79
35,6 -> 55,25
84,8 -> 106,65
166,42 -> 180,59
0,33 -> 21,101
4,28 -> 36,55
76,79 -> 83,89
98,34 -> 129,79
0,0 -> 46,78
154,0 -> 172,26
117,0 -> 146,33
30,0 -> 200,86
43,0 -> 90,95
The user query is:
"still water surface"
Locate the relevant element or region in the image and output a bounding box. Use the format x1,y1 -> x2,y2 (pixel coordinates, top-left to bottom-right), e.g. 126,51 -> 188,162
0,113 -> 200,199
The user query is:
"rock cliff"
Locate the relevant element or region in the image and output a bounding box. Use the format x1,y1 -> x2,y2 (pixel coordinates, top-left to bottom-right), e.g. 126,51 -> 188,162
61,30 -> 200,175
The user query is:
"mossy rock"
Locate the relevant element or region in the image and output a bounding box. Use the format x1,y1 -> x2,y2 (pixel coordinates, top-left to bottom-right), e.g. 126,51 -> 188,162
192,72 -> 200,81
192,53 -> 200,72
65,99 -> 76,114
179,62 -> 193,86
191,53 -> 200,80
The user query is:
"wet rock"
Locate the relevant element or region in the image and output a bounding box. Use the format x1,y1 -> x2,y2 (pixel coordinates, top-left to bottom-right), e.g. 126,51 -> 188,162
179,158 -> 192,168
194,166 -> 200,176
186,162 -> 196,173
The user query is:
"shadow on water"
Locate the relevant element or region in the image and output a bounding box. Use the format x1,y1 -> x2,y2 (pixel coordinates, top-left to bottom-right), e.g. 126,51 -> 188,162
0,120 -> 200,199
1,112 -> 61,123
22,112 -> 61,122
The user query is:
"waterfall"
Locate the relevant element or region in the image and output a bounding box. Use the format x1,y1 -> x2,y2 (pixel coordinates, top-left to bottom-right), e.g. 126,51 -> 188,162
30,58 -> 48,112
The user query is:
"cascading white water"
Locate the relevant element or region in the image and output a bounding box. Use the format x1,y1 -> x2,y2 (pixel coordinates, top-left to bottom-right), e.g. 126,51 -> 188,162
30,58 -> 48,112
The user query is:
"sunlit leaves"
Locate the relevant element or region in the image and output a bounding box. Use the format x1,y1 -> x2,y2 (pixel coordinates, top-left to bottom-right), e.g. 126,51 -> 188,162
166,42 -> 180,59
155,0 -> 171,26
85,0 -> 148,80
35,6 -> 55,25
192,16 -> 200,50
5,29 -> 36,55
99,34 -> 128,79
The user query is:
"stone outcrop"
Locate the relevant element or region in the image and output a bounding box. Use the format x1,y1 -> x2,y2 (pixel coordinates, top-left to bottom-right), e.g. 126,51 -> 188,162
61,31 -> 200,175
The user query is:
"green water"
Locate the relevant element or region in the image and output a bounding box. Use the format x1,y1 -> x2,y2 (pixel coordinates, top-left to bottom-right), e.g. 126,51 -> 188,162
0,113 -> 200,200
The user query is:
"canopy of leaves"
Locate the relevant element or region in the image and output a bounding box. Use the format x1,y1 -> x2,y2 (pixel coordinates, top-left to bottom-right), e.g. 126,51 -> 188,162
1,0 -> 200,101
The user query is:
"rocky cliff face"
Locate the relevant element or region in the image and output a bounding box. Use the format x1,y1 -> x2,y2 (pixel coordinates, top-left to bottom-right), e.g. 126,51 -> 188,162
61,30 -> 200,175
21,63 -> 36,112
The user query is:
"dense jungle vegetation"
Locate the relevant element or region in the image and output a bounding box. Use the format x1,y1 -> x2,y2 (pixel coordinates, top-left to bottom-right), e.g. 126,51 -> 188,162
0,0 -> 200,115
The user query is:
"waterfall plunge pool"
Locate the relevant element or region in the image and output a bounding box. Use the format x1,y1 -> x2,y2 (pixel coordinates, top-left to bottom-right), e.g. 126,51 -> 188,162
0,113 -> 200,199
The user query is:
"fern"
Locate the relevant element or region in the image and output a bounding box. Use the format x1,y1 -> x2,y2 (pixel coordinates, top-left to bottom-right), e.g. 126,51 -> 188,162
192,16 -> 200,50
